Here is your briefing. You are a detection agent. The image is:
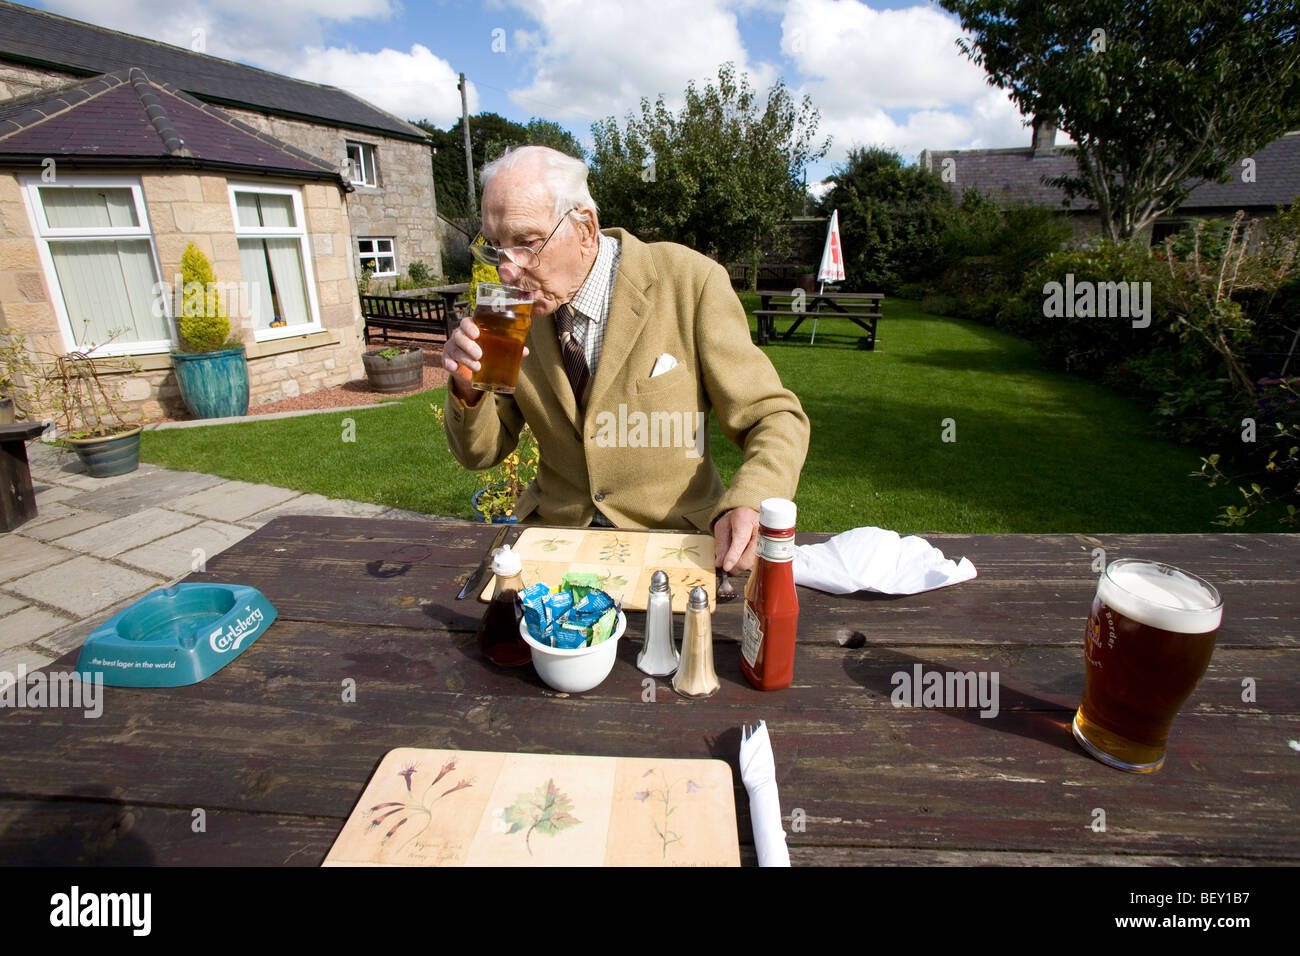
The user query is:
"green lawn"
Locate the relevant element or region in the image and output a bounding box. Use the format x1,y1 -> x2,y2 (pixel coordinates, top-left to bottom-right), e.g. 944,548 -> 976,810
140,297 -> 1227,533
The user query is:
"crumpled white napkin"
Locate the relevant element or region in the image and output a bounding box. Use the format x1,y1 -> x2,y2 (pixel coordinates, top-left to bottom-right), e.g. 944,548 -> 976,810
792,526 -> 977,595
739,720 -> 790,867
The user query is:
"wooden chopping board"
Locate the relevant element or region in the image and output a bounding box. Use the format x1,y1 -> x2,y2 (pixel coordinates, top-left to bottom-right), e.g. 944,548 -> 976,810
324,747 -> 740,867
479,527 -> 717,612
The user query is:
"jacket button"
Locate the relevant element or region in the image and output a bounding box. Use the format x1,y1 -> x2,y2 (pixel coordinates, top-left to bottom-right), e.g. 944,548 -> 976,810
594,492 -> 606,502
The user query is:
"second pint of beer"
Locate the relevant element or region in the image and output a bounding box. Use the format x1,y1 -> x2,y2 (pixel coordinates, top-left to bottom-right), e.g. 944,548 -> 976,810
470,283 -> 532,394
1073,559 -> 1222,773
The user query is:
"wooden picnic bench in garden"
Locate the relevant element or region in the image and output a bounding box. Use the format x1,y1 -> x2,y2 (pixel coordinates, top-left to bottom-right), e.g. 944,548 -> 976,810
360,294 -> 451,345
754,290 -> 883,348
0,421 -> 49,532
1,517 -> 1295,866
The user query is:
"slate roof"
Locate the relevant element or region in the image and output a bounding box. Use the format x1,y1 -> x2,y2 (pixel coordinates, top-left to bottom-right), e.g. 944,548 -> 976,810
921,132 -> 1300,214
0,67 -> 347,184
0,0 -> 426,142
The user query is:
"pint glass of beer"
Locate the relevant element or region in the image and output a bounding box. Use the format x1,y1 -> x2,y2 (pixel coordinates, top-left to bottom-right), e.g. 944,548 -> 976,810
469,283 -> 532,394
1073,559 -> 1222,773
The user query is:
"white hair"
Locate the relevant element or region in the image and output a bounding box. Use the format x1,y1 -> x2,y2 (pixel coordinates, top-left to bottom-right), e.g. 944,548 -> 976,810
480,145 -> 598,224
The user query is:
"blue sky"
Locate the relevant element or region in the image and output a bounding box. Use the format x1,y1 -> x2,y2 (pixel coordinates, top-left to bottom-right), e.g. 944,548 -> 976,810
23,0 -> 1036,183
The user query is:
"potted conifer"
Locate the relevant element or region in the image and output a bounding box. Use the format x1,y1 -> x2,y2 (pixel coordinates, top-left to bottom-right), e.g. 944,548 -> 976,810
171,243 -> 249,419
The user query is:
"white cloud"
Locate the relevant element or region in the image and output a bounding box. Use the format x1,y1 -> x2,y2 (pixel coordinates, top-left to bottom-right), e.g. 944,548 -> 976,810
38,0 -> 467,125
504,0 -> 778,122
781,0 -> 1032,162
41,0 -> 398,63
290,45 -> 475,126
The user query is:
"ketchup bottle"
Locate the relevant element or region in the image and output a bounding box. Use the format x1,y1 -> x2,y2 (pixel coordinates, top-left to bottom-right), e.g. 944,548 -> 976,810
477,545 -> 530,667
740,498 -> 799,691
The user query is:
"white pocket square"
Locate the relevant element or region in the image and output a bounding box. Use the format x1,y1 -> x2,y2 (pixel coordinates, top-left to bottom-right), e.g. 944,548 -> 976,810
650,353 -> 678,378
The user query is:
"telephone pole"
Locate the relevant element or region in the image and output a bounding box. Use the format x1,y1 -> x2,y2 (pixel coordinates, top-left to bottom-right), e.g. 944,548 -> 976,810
457,73 -> 476,219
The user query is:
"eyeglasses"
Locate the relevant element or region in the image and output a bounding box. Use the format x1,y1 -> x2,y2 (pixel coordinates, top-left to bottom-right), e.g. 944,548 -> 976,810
470,208 -> 577,269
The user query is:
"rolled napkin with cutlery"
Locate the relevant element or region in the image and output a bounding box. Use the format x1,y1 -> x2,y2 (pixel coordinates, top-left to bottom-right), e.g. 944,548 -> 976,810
792,526 -> 977,595
739,720 -> 790,867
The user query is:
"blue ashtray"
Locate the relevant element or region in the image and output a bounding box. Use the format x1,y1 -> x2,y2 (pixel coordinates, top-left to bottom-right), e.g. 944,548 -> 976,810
76,583 -> 277,687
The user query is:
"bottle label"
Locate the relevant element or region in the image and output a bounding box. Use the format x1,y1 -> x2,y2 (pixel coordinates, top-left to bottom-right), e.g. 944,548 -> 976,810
757,535 -> 795,562
741,603 -> 764,668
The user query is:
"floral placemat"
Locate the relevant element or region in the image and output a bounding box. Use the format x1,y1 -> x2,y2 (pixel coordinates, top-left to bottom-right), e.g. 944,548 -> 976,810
324,747 -> 740,867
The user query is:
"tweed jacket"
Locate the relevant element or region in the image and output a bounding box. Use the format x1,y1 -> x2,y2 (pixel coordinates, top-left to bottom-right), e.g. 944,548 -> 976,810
443,228 -> 810,531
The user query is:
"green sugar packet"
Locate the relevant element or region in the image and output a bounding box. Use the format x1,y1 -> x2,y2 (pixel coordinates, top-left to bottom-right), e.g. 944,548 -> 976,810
588,605 -> 617,646
561,572 -> 602,602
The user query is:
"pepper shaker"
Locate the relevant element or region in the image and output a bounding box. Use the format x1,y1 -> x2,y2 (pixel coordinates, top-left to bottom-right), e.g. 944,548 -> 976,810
637,570 -> 679,676
673,585 -> 719,698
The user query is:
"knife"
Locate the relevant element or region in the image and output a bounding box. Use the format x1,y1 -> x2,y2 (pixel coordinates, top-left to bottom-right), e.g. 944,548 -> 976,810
456,524 -> 512,600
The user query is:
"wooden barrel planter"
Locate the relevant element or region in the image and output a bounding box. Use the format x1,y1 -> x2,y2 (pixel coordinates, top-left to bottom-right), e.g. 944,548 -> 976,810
172,347 -> 250,419
363,347 -> 423,393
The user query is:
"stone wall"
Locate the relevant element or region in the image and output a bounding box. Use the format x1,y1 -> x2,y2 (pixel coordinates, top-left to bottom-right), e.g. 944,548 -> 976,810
0,169 -> 366,425
0,62 -> 79,101
0,60 -> 443,283
218,106 -> 442,280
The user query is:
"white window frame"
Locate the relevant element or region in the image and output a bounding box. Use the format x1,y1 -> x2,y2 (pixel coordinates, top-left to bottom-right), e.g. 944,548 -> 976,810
358,237 -> 397,278
20,174 -> 173,356
227,182 -> 323,343
345,141 -> 378,187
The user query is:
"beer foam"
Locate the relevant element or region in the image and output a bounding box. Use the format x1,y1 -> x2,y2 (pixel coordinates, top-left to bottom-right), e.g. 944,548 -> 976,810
1097,561 -> 1222,633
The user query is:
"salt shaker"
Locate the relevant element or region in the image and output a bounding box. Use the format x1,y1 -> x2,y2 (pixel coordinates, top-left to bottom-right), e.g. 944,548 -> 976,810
637,570 -> 679,676
673,585 -> 719,698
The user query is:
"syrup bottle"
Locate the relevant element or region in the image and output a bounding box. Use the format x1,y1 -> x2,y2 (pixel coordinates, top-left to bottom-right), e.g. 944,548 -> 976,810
477,545 -> 530,667
740,498 -> 799,690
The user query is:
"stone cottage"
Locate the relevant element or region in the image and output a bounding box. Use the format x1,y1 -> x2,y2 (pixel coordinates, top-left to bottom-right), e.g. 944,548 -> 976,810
0,2 -> 442,417
919,117 -> 1300,243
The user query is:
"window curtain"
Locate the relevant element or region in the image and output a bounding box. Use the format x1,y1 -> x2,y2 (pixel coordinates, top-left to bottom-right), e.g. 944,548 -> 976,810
238,238 -> 310,329
40,188 -> 138,229
234,192 -> 295,229
49,240 -> 163,346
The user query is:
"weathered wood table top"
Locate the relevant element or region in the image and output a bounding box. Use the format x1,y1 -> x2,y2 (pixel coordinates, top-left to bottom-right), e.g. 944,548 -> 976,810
1,516 -> 1296,866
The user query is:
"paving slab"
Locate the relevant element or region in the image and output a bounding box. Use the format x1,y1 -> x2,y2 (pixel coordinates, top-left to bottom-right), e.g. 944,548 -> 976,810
0,645 -> 57,674
35,619 -> 96,657
0,593 -> 27,617
31,485 -> 82,506
15,508 -> 118,542
56,462 -> 165,491
55,508 -> 203,558
168,481 -> 301,522
25,446 -> 84,483
239,493 -> 392,528
116,521 -> 253,578
0,605 -> 76,653
6,556 -> 162,618
59,469 -> 226,516
0,537 -> 72,584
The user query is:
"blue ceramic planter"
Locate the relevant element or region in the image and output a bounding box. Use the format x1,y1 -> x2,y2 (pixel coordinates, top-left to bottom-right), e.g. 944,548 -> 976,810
172,347 -> 249,419
68,427 -> 141,477
472,486 -> 519,524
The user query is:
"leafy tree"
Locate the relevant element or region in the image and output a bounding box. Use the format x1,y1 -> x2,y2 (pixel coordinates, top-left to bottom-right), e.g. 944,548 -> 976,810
939,0 -> 1300,240
589,63 -> 828,285
817,147 -> 952,292
415,113 -> 586,221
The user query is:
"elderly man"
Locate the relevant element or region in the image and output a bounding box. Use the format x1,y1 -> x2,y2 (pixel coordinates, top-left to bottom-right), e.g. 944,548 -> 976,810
442,145 -> 808,573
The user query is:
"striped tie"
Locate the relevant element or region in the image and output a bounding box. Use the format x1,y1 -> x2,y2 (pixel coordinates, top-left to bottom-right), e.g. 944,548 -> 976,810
553,303 -> 591,406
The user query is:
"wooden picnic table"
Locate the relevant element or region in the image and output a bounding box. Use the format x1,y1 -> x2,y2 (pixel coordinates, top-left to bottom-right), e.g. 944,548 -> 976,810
426,282 -> 470,320
754,289 -> 883,347
0,516 -> 1295,866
